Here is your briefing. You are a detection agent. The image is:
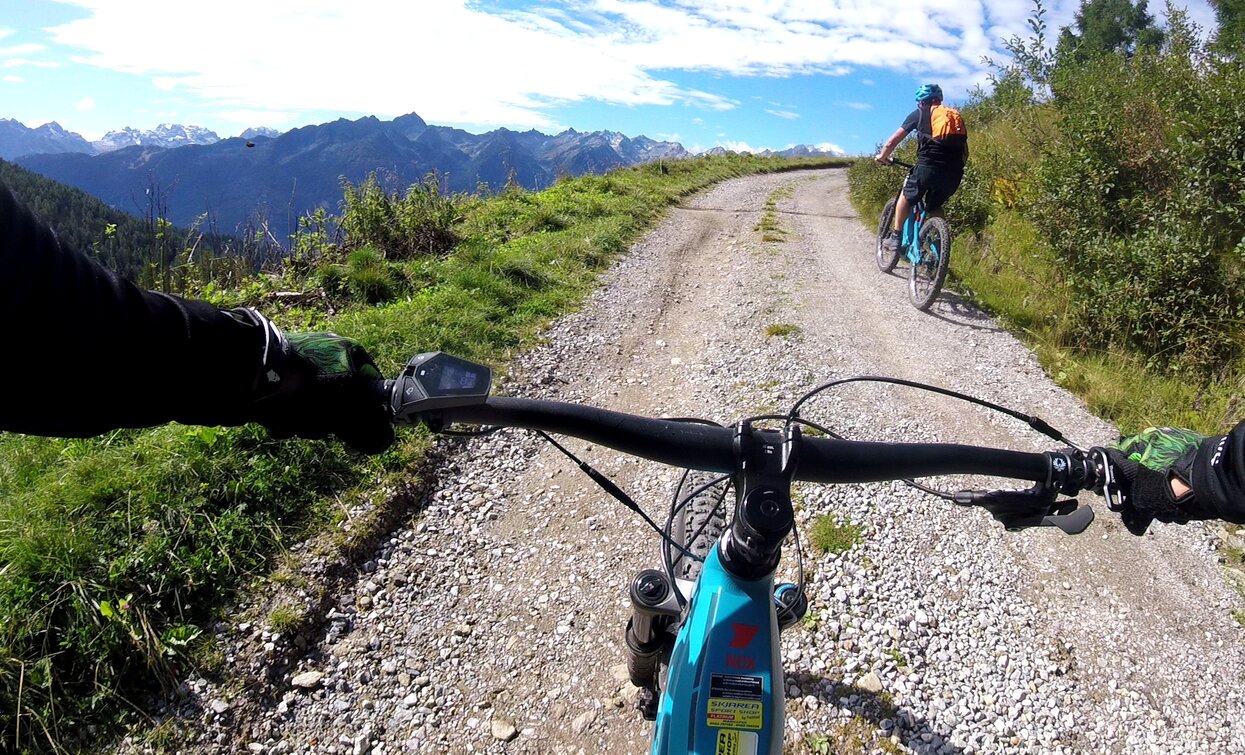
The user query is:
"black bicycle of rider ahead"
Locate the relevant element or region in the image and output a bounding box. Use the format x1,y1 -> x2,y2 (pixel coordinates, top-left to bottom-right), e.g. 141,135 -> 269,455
375,352 -> 1126,754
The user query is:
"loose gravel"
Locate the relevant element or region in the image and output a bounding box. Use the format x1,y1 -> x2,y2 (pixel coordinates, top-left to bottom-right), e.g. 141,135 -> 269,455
127,169 -> 1245,754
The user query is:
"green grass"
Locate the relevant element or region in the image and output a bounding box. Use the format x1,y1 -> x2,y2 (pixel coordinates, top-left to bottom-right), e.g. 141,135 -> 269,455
803,715 -> 905,754
0,154 -> 848,751
765,323 -> 801,338
808,516 -> 863,554
267,604 -> 302,634
754,185 -> 793,243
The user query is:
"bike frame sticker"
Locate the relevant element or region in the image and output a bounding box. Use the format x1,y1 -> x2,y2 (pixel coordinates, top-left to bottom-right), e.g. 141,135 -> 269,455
710,673 -> 763,701
715,728 -> 759,755
707,673 -> 764,730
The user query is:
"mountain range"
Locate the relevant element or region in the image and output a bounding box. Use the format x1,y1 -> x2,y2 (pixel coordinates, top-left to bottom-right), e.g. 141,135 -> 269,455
3,114 -> 843,235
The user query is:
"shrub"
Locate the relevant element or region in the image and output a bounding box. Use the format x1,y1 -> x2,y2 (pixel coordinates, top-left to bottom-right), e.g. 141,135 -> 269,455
341,173 -> 462,259
345,247 -> 398,304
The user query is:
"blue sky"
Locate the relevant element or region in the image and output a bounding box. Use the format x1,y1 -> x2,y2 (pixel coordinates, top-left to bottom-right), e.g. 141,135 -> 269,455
0,0 -> 1217,156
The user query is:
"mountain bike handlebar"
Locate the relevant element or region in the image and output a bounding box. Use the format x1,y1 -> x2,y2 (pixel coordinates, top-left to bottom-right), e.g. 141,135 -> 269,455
413,396 -> 1060,486
377,356 -> 1105,537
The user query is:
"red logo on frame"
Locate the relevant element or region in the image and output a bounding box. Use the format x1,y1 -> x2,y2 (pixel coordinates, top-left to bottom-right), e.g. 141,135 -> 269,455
729,623 -> 759,648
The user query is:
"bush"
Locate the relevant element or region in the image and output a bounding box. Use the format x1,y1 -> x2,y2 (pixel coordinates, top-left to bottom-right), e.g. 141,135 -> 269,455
1030,20 -> 1245,375
345,247 -> 398,304
341,173 -> 462,259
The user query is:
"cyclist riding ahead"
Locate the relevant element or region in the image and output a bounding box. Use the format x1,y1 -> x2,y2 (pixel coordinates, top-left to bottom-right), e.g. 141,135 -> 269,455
1,179 -> 1244,532
875,84 -> 968,253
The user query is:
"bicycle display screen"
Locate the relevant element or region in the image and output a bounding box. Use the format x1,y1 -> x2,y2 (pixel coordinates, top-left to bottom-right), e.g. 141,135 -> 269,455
392,352 -> 492,415
420,356 -> 487,397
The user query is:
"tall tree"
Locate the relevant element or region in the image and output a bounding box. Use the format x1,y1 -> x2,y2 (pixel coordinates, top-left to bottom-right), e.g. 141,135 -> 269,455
1210,0 -> 1245,55
1056,0 -> 1165,62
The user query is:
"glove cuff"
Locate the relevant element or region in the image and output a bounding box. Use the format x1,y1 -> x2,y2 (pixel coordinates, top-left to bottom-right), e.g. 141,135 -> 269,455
226,308 -> 296,401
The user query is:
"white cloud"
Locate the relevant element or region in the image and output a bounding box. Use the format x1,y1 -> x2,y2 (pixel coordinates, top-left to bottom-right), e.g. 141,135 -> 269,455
47,0 -> 738,129
3,75 -> 23,83
2,58 -> 58,69
76,96 -> 95,111
0,43 -> 44,57
766,109 -> 799,120
845,102 -> 872,110
45,0 -> 1207,129
42,0 -> 1074,128
212,109 -> 302,131
719,140 -> 762,153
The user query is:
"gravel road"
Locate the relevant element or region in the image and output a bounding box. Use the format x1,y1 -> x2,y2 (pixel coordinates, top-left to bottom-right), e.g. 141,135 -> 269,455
147,168 -> 1245,754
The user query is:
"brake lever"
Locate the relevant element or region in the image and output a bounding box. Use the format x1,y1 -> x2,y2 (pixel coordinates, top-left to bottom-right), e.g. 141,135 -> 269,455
953,486 -> 1095,535
1089,447 -> 1126,512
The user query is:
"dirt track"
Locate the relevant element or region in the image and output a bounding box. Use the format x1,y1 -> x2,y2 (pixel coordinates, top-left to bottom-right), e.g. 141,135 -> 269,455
166,168 -> 1245,755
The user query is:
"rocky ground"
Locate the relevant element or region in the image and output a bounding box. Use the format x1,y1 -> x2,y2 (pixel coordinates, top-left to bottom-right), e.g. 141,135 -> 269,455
127,169 -> 1245,754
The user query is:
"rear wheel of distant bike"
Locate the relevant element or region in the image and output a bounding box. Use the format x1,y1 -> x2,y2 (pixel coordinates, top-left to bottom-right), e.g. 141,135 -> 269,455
909,216 -> 950,311
875,197 -> 900,272
670,471 -> 730,583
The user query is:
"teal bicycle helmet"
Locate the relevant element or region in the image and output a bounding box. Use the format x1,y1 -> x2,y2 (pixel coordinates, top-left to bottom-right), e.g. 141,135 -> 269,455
915,84 -> 943,103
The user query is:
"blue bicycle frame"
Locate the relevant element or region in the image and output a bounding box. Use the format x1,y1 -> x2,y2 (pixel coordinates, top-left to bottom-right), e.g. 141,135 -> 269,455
651,547 -> 783,754
629,422 -> 803,755
898,199 -> 929,265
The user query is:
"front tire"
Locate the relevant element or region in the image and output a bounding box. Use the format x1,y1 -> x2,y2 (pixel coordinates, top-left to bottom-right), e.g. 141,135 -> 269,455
670,472 -> 729,583
875,197 -> 900,272
909,216 -> 950,311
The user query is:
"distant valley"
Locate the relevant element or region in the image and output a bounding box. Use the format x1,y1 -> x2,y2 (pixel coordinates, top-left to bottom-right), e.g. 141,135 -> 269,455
1,114 -> 843,236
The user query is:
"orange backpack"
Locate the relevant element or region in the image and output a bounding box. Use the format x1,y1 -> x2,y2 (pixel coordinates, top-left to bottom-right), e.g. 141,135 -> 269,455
929,105 -> 967,139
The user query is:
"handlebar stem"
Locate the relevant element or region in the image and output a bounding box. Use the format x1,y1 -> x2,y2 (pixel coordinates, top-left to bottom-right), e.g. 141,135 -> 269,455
719,421 -> 799,580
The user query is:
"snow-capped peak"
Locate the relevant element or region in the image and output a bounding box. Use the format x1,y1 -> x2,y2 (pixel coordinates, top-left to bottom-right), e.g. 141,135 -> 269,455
94,124 -> 221,152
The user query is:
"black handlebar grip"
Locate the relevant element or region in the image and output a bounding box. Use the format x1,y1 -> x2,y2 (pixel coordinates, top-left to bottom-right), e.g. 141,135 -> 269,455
373,380 -> 395,414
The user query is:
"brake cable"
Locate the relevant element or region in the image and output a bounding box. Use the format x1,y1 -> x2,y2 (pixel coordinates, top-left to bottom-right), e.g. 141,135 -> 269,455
534,430 -> 705,563
784,375 -> 1084,502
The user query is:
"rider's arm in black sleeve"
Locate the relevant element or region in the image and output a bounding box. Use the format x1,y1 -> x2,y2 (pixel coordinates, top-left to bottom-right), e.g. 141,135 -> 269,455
0,182 -> 268,437
1192,420 -> 1245,523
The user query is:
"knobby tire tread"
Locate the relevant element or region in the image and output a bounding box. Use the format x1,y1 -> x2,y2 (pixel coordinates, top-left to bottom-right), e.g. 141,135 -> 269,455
672,472 -> 728,583
875,197 -> 900,272
909,216 -> 951,311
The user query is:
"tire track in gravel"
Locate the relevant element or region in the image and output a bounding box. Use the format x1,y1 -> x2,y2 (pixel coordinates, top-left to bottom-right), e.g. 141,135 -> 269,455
166,168 -> 1245,755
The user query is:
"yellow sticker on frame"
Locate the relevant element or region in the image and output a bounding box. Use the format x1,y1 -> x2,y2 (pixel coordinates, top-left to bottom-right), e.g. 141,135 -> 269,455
706,698 -> 763,730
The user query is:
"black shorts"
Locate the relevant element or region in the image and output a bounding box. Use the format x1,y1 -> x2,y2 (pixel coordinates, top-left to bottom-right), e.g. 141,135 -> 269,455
902,164 -> 963,212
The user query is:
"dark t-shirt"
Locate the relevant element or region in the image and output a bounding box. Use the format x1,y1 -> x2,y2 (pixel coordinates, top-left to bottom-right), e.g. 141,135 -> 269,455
901,106 -> 968,171
0,183 -> 265,436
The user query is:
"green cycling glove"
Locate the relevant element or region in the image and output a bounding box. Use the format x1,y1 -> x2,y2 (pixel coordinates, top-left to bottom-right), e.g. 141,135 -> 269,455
245,314 -> 394,455
1100,427 -> 1210,535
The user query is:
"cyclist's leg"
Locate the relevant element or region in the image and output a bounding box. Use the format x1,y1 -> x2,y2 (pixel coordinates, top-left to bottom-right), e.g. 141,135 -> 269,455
921,167 -> 963,219
894,172 -> 923,232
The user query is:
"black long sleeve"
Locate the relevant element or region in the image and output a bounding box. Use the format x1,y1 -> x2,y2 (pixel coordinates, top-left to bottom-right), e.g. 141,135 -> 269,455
1194,420 -> 1245,523
0,182 -> 265,436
